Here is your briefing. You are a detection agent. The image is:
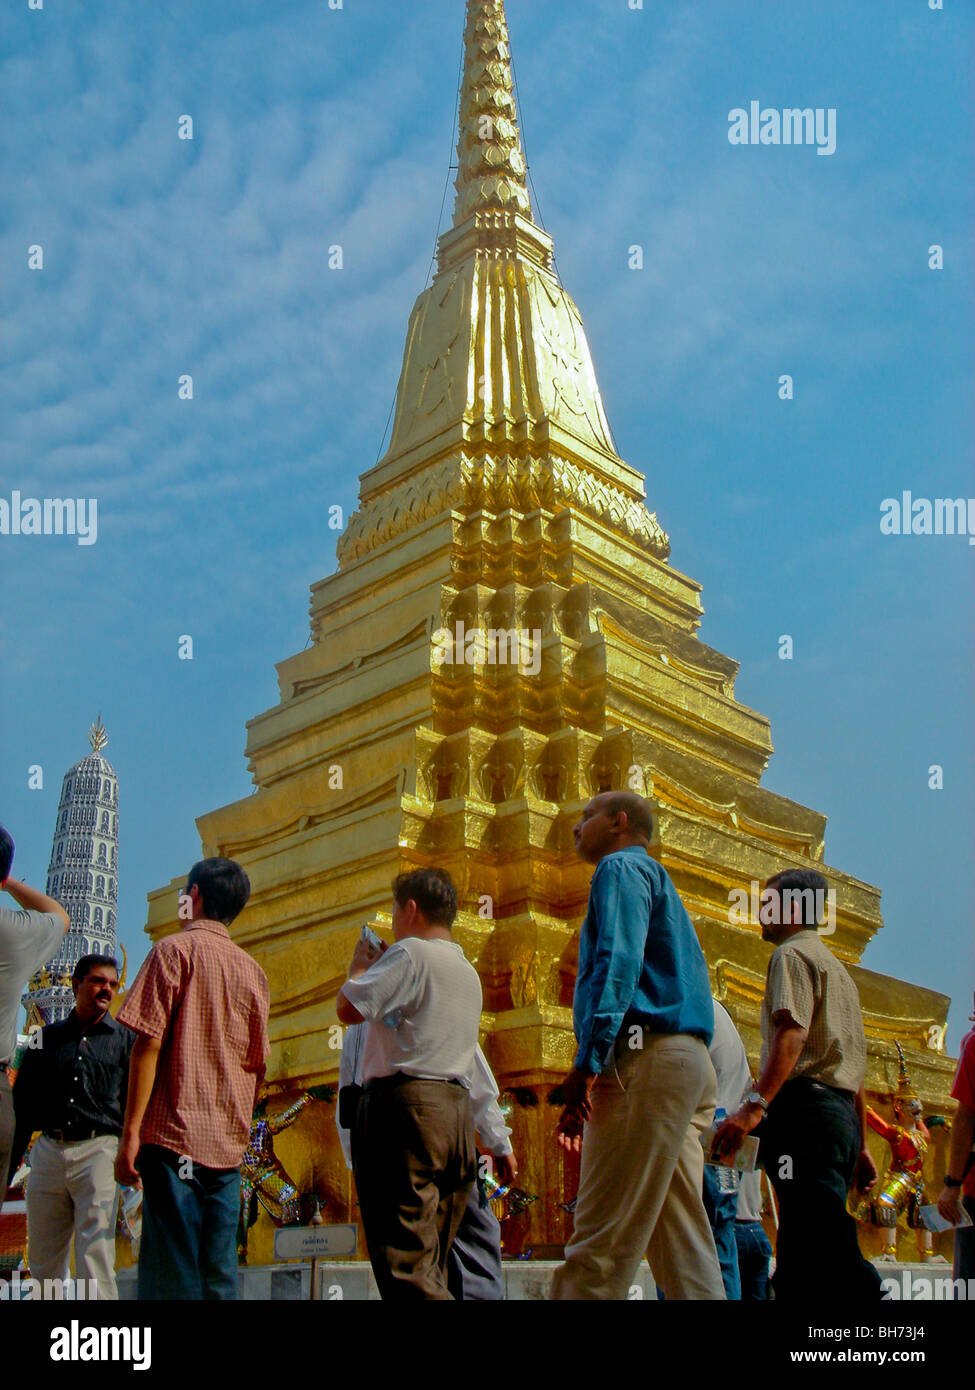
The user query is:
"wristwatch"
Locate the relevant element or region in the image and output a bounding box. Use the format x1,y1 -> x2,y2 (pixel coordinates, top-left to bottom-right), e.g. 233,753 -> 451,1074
746,1090 -> 769,1113
944,1175 -> 963,1189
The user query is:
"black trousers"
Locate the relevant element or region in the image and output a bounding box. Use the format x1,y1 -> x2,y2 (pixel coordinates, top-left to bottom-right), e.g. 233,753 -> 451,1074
353,1075 -> 475,1301
758,1077 -> 885,1302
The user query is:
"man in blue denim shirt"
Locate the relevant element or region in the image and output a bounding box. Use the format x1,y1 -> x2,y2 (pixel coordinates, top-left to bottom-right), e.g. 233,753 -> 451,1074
551,792 -> 725,1300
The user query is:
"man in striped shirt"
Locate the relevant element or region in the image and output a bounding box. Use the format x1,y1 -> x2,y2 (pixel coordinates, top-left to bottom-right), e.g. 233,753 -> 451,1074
116,858 -> 270,1300
713,868 -> 884,1301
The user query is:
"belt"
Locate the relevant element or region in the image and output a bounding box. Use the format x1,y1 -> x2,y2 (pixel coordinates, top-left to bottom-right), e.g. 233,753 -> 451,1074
619,1024 -> 709,1042
43,1127 -> 115,1143
363,1072 -> 467,1093
784,1077 -> 855,1104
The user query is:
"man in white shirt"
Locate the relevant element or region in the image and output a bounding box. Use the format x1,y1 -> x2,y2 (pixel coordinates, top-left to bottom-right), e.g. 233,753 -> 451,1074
337,868 -> 483,1300
336,1021 -> 517,1299
0,825 -> 69,1211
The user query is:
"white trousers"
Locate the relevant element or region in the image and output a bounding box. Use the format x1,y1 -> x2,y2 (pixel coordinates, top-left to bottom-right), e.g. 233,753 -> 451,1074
26,1133 -> 120,1299
552,1032 -> 726,1300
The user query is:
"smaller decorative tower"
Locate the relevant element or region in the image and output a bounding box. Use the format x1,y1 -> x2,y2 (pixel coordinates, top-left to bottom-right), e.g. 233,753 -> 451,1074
22,718 -> 120,1026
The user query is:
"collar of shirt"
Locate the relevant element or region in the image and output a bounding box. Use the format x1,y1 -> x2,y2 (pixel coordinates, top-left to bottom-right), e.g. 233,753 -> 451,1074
180,919 -> 231,939
778,929 -> 821,948
59,1008 -> 120,1038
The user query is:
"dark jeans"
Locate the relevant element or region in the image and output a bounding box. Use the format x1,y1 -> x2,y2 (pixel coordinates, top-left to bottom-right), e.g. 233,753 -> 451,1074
137,1144 -> 241,1300
735,1220 -> 773,1300
702,1163 -> 741,1300
447,1176 -> 504,1300
954,1195 -> 975,1288
758,1077 -> 885,1302
353,1075 -> 475,1301
0,1074 -> 14,1209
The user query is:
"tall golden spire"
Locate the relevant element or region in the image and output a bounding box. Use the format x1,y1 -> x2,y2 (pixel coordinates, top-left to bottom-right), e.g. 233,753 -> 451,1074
88,714 -> 108,753
454,0 -> 532,226
352,0 -> 664,546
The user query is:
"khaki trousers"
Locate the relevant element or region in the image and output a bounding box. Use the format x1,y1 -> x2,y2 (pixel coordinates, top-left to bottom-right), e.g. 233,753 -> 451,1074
26,1133 -> 120,1299
552,1032 -> 726,1300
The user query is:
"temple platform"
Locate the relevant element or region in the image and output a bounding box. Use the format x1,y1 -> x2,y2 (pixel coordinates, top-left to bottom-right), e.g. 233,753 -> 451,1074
114,1260 -> 657,1301
112,1260 -> 969,1300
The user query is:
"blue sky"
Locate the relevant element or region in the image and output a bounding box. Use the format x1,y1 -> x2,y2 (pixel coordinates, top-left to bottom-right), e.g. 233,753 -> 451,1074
2,0 -> 972,1050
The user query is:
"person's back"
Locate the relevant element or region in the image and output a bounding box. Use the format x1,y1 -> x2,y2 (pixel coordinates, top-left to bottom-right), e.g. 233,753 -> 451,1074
337,868 -> 484,1300
709,997 -> 752,1116
0,905 -> 65,1063
125,922 -> 270,1167
116,857 -> 269,1300
0,825 -> 69,1207
356,935 -> 481,1086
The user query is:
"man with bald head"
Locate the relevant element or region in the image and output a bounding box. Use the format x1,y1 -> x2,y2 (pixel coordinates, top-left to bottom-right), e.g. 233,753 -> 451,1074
551,792 -> 725,1300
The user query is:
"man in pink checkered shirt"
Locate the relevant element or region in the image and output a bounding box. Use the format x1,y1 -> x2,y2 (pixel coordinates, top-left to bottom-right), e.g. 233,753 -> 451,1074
116,858 -> 269,1300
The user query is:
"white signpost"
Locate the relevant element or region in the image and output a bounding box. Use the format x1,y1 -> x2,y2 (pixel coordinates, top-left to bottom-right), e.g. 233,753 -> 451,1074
273,1223 -> 358,1300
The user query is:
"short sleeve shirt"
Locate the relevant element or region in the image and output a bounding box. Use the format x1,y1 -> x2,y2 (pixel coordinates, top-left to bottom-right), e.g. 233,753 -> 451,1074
118,920 -> 270,1168
951,1028 -> 975,1199
341,937 -> 482,1085
0,907 -> 64,1063
760,930 -> 867,1093
709,999 -> 753,1116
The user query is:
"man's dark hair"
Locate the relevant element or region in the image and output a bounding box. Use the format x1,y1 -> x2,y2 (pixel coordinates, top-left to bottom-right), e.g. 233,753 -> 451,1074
187,858 -> 251,925
73,954 -> 119,984
0,825 -> 14,883
766,868 -> 830,926
603,792 -> 654,843
392,868 -> 458,928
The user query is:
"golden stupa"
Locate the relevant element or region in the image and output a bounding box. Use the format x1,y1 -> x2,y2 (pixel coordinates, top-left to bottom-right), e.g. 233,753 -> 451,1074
144,0 -> 956,1262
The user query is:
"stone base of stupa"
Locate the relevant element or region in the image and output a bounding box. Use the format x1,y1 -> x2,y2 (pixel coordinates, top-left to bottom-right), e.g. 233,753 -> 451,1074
114,1258 -> 657,1301
112,1256 -> 971,1301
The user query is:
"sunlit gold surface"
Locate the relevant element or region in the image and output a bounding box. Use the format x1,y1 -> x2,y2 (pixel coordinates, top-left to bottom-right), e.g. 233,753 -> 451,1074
143,0 -> 957,1263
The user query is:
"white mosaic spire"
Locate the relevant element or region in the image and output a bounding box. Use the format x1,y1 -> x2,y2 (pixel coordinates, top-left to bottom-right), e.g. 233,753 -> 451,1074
23,721 -> 120,1025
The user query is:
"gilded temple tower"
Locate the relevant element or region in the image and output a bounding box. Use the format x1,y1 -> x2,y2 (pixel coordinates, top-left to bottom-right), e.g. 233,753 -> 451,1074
145,0 -> 955,1259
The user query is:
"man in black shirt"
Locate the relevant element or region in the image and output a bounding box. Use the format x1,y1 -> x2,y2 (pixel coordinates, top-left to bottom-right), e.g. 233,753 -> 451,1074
12,954 -> 133,1299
